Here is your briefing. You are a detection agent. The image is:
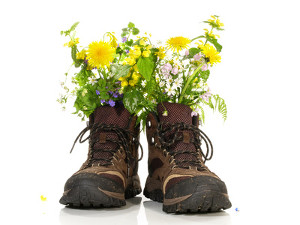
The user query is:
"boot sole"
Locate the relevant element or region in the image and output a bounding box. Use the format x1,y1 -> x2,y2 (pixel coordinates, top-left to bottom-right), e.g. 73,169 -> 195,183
144,176 -> 232,213
60,175 -> 142,208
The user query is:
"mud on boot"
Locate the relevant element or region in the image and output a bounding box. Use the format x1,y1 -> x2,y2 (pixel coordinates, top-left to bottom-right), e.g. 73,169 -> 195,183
60,104 -> 142,208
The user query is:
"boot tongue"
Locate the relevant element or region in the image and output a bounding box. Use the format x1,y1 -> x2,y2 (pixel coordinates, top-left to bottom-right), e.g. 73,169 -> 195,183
90,104 -> 131,166
157,102 -> 193,125
93,104 -> 130,128
157,102 -> 200,169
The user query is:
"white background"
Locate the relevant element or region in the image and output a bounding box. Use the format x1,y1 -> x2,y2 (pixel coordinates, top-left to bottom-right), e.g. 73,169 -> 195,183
1,0 -> 300,224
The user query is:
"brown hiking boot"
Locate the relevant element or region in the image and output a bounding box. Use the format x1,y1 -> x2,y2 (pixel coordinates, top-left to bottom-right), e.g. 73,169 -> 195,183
59,104 -> 142,207
143,102 -> 231,213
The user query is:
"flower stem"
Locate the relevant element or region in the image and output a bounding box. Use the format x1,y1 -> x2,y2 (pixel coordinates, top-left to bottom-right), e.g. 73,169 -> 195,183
178,64 -> 203,103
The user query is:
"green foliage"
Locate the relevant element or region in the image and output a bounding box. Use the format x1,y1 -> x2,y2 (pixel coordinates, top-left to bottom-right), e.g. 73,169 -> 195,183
137,57 -> 154,81
71,46 -> 82,67
187,47 -> 201,58
128,22 -> 135,28
132,28 -> 140,35
73,85 -> 99,117
110,64 -> 131,79
75,69 -> 93,86
123,90 -> 143,114
200,70 -> 210,82
205,94 -> 227,121
61,22 -> 79,36
205,35 -> 222,52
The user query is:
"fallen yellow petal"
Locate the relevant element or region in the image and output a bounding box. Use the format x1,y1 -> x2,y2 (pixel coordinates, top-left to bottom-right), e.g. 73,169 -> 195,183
40,195 -> 47,201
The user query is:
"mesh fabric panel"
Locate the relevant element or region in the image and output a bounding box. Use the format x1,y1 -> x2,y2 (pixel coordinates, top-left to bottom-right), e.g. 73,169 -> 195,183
157,102 -> 200,168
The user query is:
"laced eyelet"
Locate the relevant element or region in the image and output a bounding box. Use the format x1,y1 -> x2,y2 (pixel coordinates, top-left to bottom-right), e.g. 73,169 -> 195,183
151,136 -> 155,145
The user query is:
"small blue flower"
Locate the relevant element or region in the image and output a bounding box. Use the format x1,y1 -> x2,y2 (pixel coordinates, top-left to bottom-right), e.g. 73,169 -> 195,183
100,99 -> 106,104
122,37 -> 127,43
125,49 -> 129,54
113,92 -> 119,98
108,99 -> 115,107
96,90 -> 100,95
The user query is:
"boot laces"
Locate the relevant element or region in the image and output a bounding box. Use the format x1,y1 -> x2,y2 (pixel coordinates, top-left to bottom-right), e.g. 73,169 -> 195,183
70,123 -> 143,167
157,122 -> 213,169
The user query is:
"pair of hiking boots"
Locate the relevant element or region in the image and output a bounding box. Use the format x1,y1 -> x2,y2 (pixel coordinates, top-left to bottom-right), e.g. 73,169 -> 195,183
59,102 -> 231,213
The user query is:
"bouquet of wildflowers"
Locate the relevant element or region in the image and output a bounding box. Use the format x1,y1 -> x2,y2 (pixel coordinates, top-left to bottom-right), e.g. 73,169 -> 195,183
58,15 -> 227,126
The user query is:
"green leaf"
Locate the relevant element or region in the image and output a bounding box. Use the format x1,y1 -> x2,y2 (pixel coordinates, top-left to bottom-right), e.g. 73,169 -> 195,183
187,48 -> 201,58
121,32 -> 128,37
200,70 -> 210,82
125,39 -> 133,46
123,90 -> 142,114
61,22 -> 79,36
70,22 -> 80,33
206,35 -> 222,52
137,57 -> 154,81
213,94 -> 227,121
132,28 -> 139,35
128,22 -> 135,28
110,64 -> 131,79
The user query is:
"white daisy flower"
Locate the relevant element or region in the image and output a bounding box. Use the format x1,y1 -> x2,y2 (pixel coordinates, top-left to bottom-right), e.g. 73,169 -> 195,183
159,81 -> 165,87
141,80 -> 146,87
165,85 -> 175,96
88,77 -> 97,85
173,78 -> 183,89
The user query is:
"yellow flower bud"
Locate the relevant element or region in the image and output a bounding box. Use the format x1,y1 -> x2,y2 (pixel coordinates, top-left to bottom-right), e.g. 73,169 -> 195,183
121,80 -> 128,87
142,50 -> 151,57
140,39 -> 146,46
132,72 -> 140,81
129,79 -> 137,86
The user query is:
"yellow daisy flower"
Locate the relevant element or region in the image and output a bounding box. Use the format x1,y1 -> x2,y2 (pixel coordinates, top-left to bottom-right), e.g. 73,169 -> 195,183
166,37 -> 191,53
86,41 -> 116,68
200,44 -> 221,66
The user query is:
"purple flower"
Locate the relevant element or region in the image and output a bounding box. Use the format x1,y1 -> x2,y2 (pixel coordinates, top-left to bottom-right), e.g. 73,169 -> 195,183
200,88 -> 212,102
96,90 -> 100,95
113,92 -> 119,98
122,37 -> 127,43
161,63 -> 172,77
100,99 -> 106,104
193,53 -> 202,61
108,99 -> 115,107
105,86 -> 109,89
125,49 -> 129,54
108,91 -> 113,94
185,50 -> 189,56
171,66 -> 178,75
201,64 -> 208,71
